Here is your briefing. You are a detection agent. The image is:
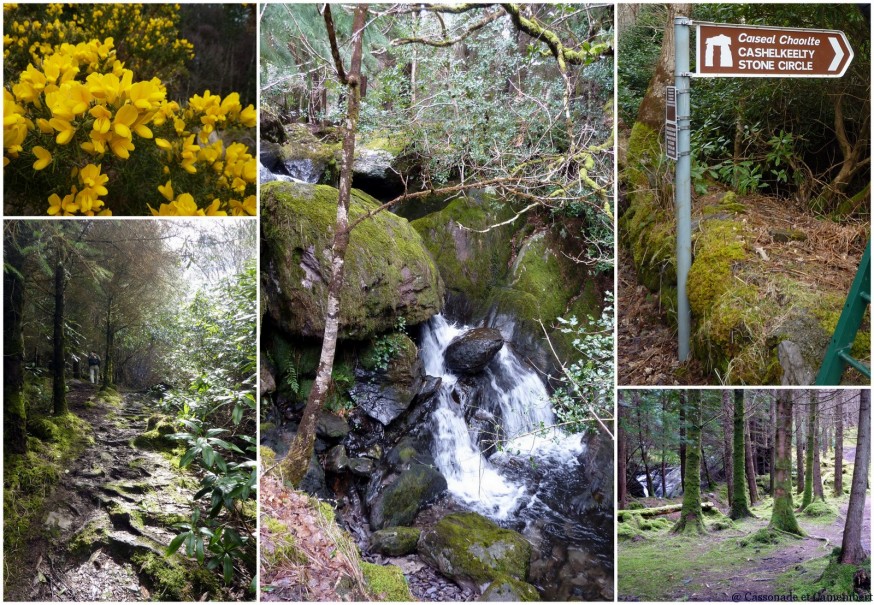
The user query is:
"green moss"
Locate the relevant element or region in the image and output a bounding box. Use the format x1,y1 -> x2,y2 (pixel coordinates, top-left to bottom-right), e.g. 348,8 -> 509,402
260,446 -> 277,475
687,220 -> 748,314
132,417 -> 176,451
639,517 -> 672,532
4,413 -> 91,555
740,528 -> 782,547
28,417 -> 60,442
361,562 -> 414,601
97,388 -> 123,408
618,523 -> 643,541
802,501 -> 838,519
262,181 -> 444,340
69,516 -> 110,555
626,501 -> 644,510
718,191 -> 747,213
263,516 -> 306,566
259,422 -> 276,434
775,549 -> 870,599
132,551 -> 221,601
420,512 -> 531,585
411,192 -> 515,312
480,574 -> 542,601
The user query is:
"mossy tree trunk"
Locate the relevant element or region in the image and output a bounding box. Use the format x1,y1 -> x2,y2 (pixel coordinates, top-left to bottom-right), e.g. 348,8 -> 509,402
672,390 -> 705,535
4,222 -> 28,455
679,390 -> 686,487
281,4 -> 368,487
840,390 -> 870,564
52,253 -> 68,416
730,389 -> 753,519
743,412 -> 758,504
769,395 -> 776,497
721,390 -> 734,507
834,390 -> 844,496
812,392 -> 825,502
769,390 -> 803,536
102,295 -> 116,389
795,397 -> 805,494
802,390 -> 817,509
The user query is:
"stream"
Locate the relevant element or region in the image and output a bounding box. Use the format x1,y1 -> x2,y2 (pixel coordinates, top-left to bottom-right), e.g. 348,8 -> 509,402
420,315 -> 613,600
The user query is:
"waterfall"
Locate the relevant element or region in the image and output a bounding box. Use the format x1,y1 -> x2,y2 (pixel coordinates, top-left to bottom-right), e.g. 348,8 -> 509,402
420,314 -> 584,521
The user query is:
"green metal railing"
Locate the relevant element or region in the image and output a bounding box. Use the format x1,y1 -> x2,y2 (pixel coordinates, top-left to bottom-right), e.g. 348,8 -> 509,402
815,240 -> 871,385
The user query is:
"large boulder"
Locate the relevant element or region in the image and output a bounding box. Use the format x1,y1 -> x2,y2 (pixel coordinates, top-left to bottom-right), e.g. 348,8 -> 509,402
412,195 -> 602,376
368,463 -> 447,530
261,181 -> 444,340
350,334 -> 424,425
444,328 -> 504,374
417,512 -> 533,592
369,526 -> 422,557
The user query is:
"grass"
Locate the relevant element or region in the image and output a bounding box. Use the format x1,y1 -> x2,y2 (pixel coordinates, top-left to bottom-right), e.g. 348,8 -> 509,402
618,506 -> 782,601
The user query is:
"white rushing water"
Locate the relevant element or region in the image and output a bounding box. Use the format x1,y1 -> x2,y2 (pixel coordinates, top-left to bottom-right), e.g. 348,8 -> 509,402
421,314 -> 584,521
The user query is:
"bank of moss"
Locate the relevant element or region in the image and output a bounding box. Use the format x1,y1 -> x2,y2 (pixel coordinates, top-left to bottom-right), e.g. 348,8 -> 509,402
361,562 -> 414,601
4,413 -> 93,557
132,415 -> 176,451
261,181 -> 444,340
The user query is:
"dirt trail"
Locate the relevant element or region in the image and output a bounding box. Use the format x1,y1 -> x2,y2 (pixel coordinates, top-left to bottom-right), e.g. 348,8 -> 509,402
5,380 -> 196,602
680,446 -> 870,602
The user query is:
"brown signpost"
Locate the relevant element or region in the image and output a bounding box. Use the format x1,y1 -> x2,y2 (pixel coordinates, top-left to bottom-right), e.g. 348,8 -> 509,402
696,23 -> 853,78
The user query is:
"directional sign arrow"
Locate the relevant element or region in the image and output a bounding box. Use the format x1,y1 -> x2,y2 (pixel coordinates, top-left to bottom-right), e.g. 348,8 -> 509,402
696,23 -> 854,78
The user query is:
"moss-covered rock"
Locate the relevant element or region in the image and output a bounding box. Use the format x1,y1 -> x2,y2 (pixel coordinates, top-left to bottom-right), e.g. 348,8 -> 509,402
802,501 -> 838,518
361,562 -> 414,601
28,417 -> 60,442
132,551 -> 222,601
352,333 -> 424,425
412,195 -> 601,369
261,181 -> 444,340
369,526 -> 422,556
418,512 -> 532,591
133,416 -> 176,451
618,522 -> 643,541
479,575 -> 542,601
369,464 -> 447,530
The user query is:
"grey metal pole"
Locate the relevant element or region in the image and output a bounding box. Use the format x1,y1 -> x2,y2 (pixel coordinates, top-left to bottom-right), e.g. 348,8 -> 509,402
675,16 -> 692,361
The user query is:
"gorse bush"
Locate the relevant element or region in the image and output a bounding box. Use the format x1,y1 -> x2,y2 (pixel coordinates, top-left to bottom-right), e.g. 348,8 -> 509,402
3,4 -> 256,216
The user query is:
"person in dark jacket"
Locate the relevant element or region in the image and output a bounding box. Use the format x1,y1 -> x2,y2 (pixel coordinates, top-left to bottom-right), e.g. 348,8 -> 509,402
87,351 -> 101,384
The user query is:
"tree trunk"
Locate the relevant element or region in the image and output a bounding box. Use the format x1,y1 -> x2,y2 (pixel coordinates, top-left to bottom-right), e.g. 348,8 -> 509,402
744,398 -> 758,504
634,4 -> 691,129
731,389 -> 753,519
812,391 -> 825,501
672,391 -> 705,534
770,390 -> 803,535
840,390 -> 870,564
835,390 -> 844,496
4,223 -> 28,455
796,397 -> 805,494
679,390 -> 687,487
53,257 -> 68,415
635,392 -> 655,498
722,390 -> 734,506
802,390 -> 817,509
618,394 -> 628,510
102,295 -> 115,389
281,5 -> 368,487
769,392 -> 776,495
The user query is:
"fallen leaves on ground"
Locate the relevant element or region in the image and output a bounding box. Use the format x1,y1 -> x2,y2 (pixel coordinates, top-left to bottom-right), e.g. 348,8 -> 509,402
260,475 -> 369,602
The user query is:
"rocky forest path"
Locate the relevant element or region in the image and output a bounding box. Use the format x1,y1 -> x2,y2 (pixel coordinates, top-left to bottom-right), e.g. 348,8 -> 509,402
669,447 -> 869,602
5,380 -> 197,602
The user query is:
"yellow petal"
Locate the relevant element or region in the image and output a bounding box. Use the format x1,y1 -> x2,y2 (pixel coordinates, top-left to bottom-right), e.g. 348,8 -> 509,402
32,146 -> 52,170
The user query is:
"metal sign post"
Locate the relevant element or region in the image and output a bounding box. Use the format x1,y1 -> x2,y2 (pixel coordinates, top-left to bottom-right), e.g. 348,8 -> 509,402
674,17 -> 692,362
670,17 -> 853,364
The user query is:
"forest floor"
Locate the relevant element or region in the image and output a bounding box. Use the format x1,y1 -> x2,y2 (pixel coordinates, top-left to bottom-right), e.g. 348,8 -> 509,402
618,191 -> 868,386
619,447 -> 870,602
3,380 -> 219,602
